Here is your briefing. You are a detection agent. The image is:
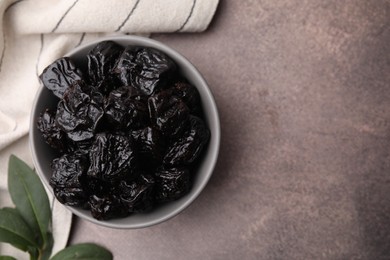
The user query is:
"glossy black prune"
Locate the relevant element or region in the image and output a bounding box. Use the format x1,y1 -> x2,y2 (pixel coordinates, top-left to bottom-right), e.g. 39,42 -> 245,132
87,41 -> 123,85
37,109 -> 67,152
104,86 -> 149,130
55,81 -> 104,142
131,126 -> 164,168
50,153 -> 89,207
155,167 -> 191,202
163,116 -> 210,166
50,152 -> 88,187
40,57 -> 84,99
115,47 -> 177,95
148,89 -> 190,138
87,133 -> 139,182
118,174 -> 155,213
89,194 -> 128,220
172,81 -> 201,115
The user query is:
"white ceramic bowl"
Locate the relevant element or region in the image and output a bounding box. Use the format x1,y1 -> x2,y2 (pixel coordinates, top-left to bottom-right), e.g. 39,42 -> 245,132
29,35 -> 220,229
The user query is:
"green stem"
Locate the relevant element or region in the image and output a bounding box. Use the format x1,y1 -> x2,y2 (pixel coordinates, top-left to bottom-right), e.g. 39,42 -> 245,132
28,247 -> 39,260
38,249 -> 43,260
29,251 -> 38,260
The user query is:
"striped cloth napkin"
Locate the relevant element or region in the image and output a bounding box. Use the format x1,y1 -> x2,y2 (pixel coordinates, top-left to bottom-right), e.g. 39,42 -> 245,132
0,0 -> 219,258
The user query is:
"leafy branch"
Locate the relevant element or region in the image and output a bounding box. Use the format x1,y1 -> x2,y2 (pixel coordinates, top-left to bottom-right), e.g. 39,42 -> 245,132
0,155 -> 113,260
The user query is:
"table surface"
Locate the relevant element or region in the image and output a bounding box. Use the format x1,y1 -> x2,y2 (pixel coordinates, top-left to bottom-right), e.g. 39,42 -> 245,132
69,1 -> 390,259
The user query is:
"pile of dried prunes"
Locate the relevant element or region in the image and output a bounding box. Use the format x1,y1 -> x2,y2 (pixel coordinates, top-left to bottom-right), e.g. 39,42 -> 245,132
37,41 -> 210,220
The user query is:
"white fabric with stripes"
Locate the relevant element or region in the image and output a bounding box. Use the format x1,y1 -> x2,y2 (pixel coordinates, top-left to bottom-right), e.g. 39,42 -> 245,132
0,0 -> 219,258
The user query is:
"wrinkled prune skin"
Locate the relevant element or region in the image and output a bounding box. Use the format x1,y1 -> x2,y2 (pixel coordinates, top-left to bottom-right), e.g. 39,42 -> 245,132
148,89 -> 190,138
104,86 -> 149,130
89,194 -> 128,220
37,109 -> 67,152
50,153 -> 89,207
164,116 -> 210,166
155,167 -> 191,202
94,74 -> 123,95
55,81 -> 104,142
118,175 -> 155,213
40,57 -> 84,99
115,47 -> 176,95
113,46 -> 139,87
87,133 -> 139,182
53,187 -> 89,208
87,41 -> 123,85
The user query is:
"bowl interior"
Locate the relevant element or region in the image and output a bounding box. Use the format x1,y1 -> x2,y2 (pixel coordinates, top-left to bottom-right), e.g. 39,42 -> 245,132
30,35 -> 220,228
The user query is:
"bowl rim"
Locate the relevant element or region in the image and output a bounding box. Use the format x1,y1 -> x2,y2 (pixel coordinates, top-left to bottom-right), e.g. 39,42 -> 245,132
29,35 -> 221,229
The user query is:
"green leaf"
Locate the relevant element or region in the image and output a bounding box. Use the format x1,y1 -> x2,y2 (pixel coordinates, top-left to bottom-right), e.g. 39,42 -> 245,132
0,208 -> 38,251
0,208 -> 35,251
0,256 -> 18,260
8,155 -> 51,247
50,243 -> 113,260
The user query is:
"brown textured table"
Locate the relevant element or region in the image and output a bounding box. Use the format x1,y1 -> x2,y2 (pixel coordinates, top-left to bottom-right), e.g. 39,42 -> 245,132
69,1 -> 390,259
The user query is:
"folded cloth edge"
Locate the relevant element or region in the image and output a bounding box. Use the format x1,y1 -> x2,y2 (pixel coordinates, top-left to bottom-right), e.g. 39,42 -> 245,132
8,0 -> 220,34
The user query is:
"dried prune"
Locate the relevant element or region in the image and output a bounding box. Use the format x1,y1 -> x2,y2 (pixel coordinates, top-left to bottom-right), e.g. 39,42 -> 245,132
104,86 -> 148,130
55,81 -> 104,142
40,57 -> 84,99
155,167 -> 191,202
87,133 -> 139,182
115,47 -> 176,95
131,126 -> 164,168
50,152 -> 88,187
148,89 -> 190,138
118,174 -> 155,213
172,81 -> 201,115
87,41 -> 123,85
164,116 -> 210,166
89,194 -> 127,220
37,109 -> 67,152
50,153 -> 89,207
